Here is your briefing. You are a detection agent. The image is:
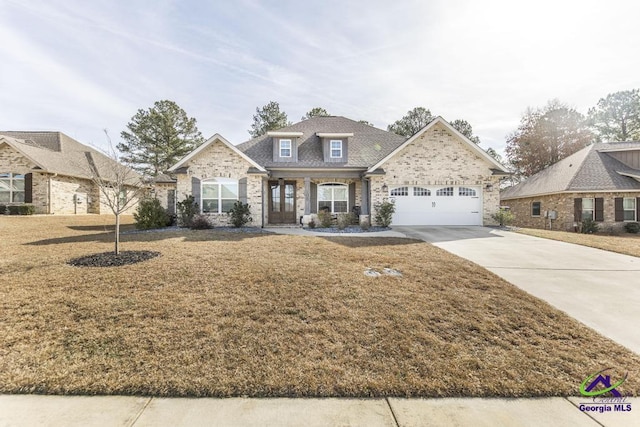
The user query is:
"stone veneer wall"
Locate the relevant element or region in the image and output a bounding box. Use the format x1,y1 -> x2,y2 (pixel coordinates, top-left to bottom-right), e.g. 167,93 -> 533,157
369,123 -> 501,226
502,192 -> 640,232
153,182 -> 177,214
175,141 -> 261,226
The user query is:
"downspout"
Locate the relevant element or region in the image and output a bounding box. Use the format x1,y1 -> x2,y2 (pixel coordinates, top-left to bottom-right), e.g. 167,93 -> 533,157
48,173 -> 57,214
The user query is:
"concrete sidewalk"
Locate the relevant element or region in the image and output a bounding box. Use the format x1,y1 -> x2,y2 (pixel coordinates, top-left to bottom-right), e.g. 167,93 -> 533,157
2,395 -> 637,426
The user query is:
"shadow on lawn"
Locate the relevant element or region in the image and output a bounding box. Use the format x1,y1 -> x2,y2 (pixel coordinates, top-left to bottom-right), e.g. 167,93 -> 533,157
67,224 -> 136,232
320,236 -> 424,248
25,229 -> 274,246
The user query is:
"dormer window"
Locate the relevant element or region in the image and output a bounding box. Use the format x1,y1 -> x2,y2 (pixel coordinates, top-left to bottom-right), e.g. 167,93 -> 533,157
330,140 -> 342,158
280,139 -> 292,157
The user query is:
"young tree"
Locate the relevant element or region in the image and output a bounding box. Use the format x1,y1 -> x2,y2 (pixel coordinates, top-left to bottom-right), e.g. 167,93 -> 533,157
86,131 -> 147,255
450,119 -> 481,144
249,101 -> 290,137
387,107 -> 434,137
588,89 -> 640,142
505,100 -> 593,178
302,107 -> 330,120
118,100 -> 203,177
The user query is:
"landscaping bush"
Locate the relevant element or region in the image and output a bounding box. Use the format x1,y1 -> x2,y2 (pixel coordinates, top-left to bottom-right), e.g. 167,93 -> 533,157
190,214 -> 212,229
307,219 -> 316,229
133,198 -> 171,230
491,208 -> 514,226
177,195 -> 199,227
374,200 -> 395,227
336,213 -> 354,230
227,201 -> 252,228
624,222 -> 640,234
0,204 -> 35,215
581,219 -> 599,234
317,210 -> 333,228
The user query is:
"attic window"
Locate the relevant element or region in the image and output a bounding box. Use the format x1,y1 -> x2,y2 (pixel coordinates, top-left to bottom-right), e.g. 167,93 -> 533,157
330,140 -> 342,158
279,139 -> 292,158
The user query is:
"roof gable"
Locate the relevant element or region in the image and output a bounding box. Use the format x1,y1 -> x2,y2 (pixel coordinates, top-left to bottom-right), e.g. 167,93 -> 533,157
367,117 -> 507,173
168,134 -> 266,172
0,132 -> 138,183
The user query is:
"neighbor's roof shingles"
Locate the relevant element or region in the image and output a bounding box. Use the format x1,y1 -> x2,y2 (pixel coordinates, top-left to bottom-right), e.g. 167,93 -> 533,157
0,131 -> 141,183
501,142 -> 640,199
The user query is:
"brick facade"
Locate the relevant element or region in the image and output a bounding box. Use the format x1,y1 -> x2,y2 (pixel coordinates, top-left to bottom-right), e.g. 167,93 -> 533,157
503,192 -> 640,232
370,123 -> 501,225
175,140 -> 262,226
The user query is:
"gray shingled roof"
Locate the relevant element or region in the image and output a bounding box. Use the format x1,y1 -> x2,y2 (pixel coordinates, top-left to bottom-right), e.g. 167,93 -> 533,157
501,142 -> 640,199
0,131 -> 141,184
236,116 -> 407,168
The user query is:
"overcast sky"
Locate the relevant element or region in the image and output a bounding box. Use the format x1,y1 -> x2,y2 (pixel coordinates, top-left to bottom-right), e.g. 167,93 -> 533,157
1,0 -> 639,156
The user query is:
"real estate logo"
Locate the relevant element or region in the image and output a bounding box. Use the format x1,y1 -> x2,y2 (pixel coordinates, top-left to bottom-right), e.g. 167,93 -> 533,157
578,368 -> 632,414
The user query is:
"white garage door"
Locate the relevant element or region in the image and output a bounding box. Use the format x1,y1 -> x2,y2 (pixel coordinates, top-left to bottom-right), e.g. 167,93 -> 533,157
390,186 -> 482,226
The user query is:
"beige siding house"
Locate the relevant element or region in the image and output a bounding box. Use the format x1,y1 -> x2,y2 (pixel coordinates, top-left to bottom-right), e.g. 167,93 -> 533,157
168,116 -> 508,227
0,131 -> 143,215
501,142 -> 640,232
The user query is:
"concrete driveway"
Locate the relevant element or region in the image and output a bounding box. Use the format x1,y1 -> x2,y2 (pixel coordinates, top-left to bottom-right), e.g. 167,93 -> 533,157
395,226 -> 640,354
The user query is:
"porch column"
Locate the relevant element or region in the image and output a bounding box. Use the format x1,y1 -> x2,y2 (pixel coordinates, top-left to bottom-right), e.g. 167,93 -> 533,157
304,177 -> 311,215
360,178 -> 369,215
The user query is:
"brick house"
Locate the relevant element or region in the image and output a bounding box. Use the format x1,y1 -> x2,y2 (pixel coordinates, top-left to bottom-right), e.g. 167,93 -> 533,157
0,131 -> 143,214
168,116 -> 508,227
501,142 -> 640,232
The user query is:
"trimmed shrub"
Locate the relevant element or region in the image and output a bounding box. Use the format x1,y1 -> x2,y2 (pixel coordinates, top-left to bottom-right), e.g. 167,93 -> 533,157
624,222 -> 640,234
307,219 -> 316,229
177,196 -> 199,227
0,204 -> 35,215
228,201 -> 252,228
491,208 -> 514,226
374,200 -> 396,228
134,198 -> 171,230
190,214 -> 212,229
317,210 -> 333,228
581,219 -> 599,234
336,213 -> 354,230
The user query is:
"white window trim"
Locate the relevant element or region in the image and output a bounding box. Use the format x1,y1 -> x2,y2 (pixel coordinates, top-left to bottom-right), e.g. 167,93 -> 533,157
582,197 -> 595,221
330,140 -> 342,158
317,182 -> 349,213
0,172 -> 25,203
531,201 -> 541,217
201,178 -> 238,214
391,187 -> 408,196
279,139 -> 292,158
623,197 -> 637,222
436,187 -> 454,196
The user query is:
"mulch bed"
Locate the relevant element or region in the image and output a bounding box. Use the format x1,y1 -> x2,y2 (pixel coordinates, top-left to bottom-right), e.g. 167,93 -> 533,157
67,251 -> 161,267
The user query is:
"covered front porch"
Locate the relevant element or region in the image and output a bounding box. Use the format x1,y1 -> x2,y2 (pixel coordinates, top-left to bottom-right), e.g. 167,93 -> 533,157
261,171 -> 372,226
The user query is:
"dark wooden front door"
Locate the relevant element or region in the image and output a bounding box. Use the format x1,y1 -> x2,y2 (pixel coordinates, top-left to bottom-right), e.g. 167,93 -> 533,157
269,181 -> 296,224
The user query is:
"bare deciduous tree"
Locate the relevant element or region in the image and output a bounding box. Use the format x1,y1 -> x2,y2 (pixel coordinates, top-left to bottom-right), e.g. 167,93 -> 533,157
82,130 -> 147,255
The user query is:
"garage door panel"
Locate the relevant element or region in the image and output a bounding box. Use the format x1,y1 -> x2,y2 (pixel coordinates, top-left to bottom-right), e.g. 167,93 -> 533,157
390,186 -> 481,226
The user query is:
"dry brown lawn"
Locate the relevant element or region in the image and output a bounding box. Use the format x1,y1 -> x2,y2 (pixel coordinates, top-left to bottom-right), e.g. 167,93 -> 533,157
1,215 -> 640,397
516,228 -> 640,258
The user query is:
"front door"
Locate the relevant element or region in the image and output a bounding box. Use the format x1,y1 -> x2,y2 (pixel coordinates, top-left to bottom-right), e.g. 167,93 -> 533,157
269,181 -> 296,224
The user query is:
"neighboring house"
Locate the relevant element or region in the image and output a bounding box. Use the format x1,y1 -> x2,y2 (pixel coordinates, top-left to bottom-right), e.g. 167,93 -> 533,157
168,116 -> 508,227
0,131 -> 143,214
501,142 -> 640,231
151,173 -> 177,215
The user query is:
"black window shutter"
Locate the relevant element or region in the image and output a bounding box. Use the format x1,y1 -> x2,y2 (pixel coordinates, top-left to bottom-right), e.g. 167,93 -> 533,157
349,182 -> 356,211
595,197 -> 604,222
637,197 -> 640,221
573,198 -> 582,221
191,177 -> 201,212
614,198 -> 624,222
238,177 -> 248,204
24,173 -> 33,203
310,183 -> 317,214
